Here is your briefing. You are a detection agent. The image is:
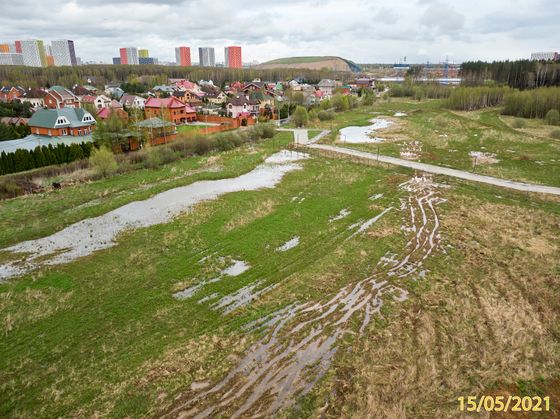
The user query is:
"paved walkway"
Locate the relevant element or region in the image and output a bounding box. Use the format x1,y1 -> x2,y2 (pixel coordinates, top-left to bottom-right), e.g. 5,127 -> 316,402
308,143 -> 560,196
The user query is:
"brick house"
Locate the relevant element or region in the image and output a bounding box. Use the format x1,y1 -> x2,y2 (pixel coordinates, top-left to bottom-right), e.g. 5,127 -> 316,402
144,96 -> 196,124
28,107 -> 96,137
44,85 -> 81,109
0,86 -> 26,102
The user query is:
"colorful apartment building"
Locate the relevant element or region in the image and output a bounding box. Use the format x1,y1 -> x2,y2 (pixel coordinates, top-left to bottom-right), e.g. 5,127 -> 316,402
175,46 -> 191,66
144,97 -> 196,124
225,46 -> 242,68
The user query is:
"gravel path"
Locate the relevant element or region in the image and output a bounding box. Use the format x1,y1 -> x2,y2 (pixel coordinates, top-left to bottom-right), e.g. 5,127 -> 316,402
308,143 -> 560,196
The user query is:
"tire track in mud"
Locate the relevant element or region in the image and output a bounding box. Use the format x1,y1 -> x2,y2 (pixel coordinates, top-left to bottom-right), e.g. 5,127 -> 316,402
162,176 -> 447,418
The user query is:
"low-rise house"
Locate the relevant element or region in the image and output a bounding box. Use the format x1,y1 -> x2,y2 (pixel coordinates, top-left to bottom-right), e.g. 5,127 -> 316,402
206,91 -> 228,105
104,83 -> 124,98
93,94 -> 112,109
120,94 -> 146,109
21,88 -> 47,108
355,78 -> 376,89
152,85 -> 176,97
0,86 -> 26,102
97,100 -> 129,121
173,90 -> 204,106
28,107 -> 96,137
0,117 -> 29,126
44,86 -> 81,109
226,95 -> 259,118
144,96 -> 196,124
243,80 -> 265,93
73,85 -> 98,97
317,79 -> 337,96
133,117 -> 177,145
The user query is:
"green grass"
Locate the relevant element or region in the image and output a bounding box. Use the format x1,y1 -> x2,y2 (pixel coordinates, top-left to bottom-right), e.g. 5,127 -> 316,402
176,125 -> 204,134
324,100 -> 560,186
0,136 -> 410,417
1,105 -> 559,417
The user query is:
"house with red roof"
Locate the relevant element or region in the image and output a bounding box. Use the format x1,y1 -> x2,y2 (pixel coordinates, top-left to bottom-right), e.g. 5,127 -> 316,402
97,100 -> 129,121
144,96 -> 196,124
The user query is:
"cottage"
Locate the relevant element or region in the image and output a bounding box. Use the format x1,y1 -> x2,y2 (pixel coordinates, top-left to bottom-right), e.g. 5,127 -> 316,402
226,95 -> 259,118
0,86 -> 26,102
20,88 -> 47,108
120,94 -> 146,109
97,100 -> 129,121
144,96 -> 196,124
317,79 -> 337,96
28,107 -> 96,137
44,86 -> 81,109
206,91 -> 228,105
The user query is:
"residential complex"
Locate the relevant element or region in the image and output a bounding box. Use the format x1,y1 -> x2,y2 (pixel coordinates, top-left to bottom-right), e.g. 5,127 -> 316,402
225,46 -> 242,68
119,47 -> 139,65
51,39 -> 77,66
199,47 -> 215,67
138,49 -> 149,58
20,40 -> 47,67
175,46 -> 191,66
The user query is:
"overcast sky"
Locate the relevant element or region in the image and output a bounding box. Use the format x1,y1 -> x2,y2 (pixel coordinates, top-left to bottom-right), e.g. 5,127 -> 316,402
1,0 -> 557,64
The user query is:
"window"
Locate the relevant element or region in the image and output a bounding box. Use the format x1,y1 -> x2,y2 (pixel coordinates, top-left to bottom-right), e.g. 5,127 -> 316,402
78,129 -> 82,135
62,129 -> 67,135
48,130 -> 51,135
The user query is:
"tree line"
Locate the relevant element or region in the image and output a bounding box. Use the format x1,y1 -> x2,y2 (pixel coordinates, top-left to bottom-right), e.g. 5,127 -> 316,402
0,64 -> 352,90
460,60 -> 560,89
0,142 -> 93,175
502,87 -> 560,118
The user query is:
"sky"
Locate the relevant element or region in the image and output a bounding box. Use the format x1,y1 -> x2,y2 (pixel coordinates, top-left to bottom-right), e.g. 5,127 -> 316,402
0,0 -> 558,64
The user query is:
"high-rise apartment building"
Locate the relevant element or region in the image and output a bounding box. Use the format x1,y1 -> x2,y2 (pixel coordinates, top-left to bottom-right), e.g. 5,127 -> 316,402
14,41 -> 22,53
51,39 -> 77,66
225,46 -> 242,68
198,47 -> 215,67
119,47 -> 139,65
0,53 -> 24,66
20,40 -> 47,67
138,49 -> 149,58
175,46 -> 191,66
0,44 -> 10,53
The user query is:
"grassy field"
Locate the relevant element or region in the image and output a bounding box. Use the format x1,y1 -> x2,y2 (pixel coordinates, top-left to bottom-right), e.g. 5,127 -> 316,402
314,99 -> 560,187
1,113 -> 559,417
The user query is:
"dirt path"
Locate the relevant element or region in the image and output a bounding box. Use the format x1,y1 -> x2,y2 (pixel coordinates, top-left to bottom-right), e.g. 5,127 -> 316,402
162,176 -> 446,418
308,144 -> 560,196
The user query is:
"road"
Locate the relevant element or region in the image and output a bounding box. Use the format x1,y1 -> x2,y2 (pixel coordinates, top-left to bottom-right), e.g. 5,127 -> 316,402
307,143 -> 560,196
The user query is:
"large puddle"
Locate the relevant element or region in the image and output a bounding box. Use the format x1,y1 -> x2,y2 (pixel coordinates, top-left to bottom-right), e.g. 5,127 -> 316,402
0,150 -> 309,282
338,118 -> 394,143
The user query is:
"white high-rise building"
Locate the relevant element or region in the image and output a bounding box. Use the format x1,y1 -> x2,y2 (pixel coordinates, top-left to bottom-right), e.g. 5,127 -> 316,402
20,40 -> 46,67
0,53 -> 24,66
51,40 -> 77,66
198,47 -> 215,67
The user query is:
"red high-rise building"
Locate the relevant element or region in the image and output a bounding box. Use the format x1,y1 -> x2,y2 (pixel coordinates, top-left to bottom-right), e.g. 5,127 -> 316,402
14,40 -> 22,53
119,48 -> 128,65
225,46 -> 242,68
175,46 -> 191,66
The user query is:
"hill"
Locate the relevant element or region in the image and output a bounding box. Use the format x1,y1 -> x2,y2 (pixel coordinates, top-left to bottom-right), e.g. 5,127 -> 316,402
257,56 -> 361,72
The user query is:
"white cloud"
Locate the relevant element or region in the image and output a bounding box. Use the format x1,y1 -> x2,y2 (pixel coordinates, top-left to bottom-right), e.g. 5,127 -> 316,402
0,0 -> 556,63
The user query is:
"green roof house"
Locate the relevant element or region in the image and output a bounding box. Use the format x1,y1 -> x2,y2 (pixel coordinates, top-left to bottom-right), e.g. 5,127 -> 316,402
28,108 -> 96,137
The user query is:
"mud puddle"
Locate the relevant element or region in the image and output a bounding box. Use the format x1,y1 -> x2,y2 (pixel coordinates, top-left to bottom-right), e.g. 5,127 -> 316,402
164,176 -> 447,418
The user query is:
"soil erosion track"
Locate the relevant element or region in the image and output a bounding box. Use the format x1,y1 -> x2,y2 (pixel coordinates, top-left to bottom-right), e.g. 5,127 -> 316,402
162,176 -> 446,418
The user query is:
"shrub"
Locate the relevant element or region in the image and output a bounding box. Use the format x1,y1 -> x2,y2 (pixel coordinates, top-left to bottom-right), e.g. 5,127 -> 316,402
260,124 -> 276,138
545,109 -> 560,125
89,146 -> 118,177
550,129 -> 560,139
512,118 -> 526,128
193,137 -> 212,155
318,111 -> 335,121
292,106 -> 309,127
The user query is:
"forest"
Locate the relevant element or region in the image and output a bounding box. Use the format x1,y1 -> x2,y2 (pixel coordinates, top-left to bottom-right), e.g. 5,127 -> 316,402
460,60 -> 560,89
0,64 -> 350,90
